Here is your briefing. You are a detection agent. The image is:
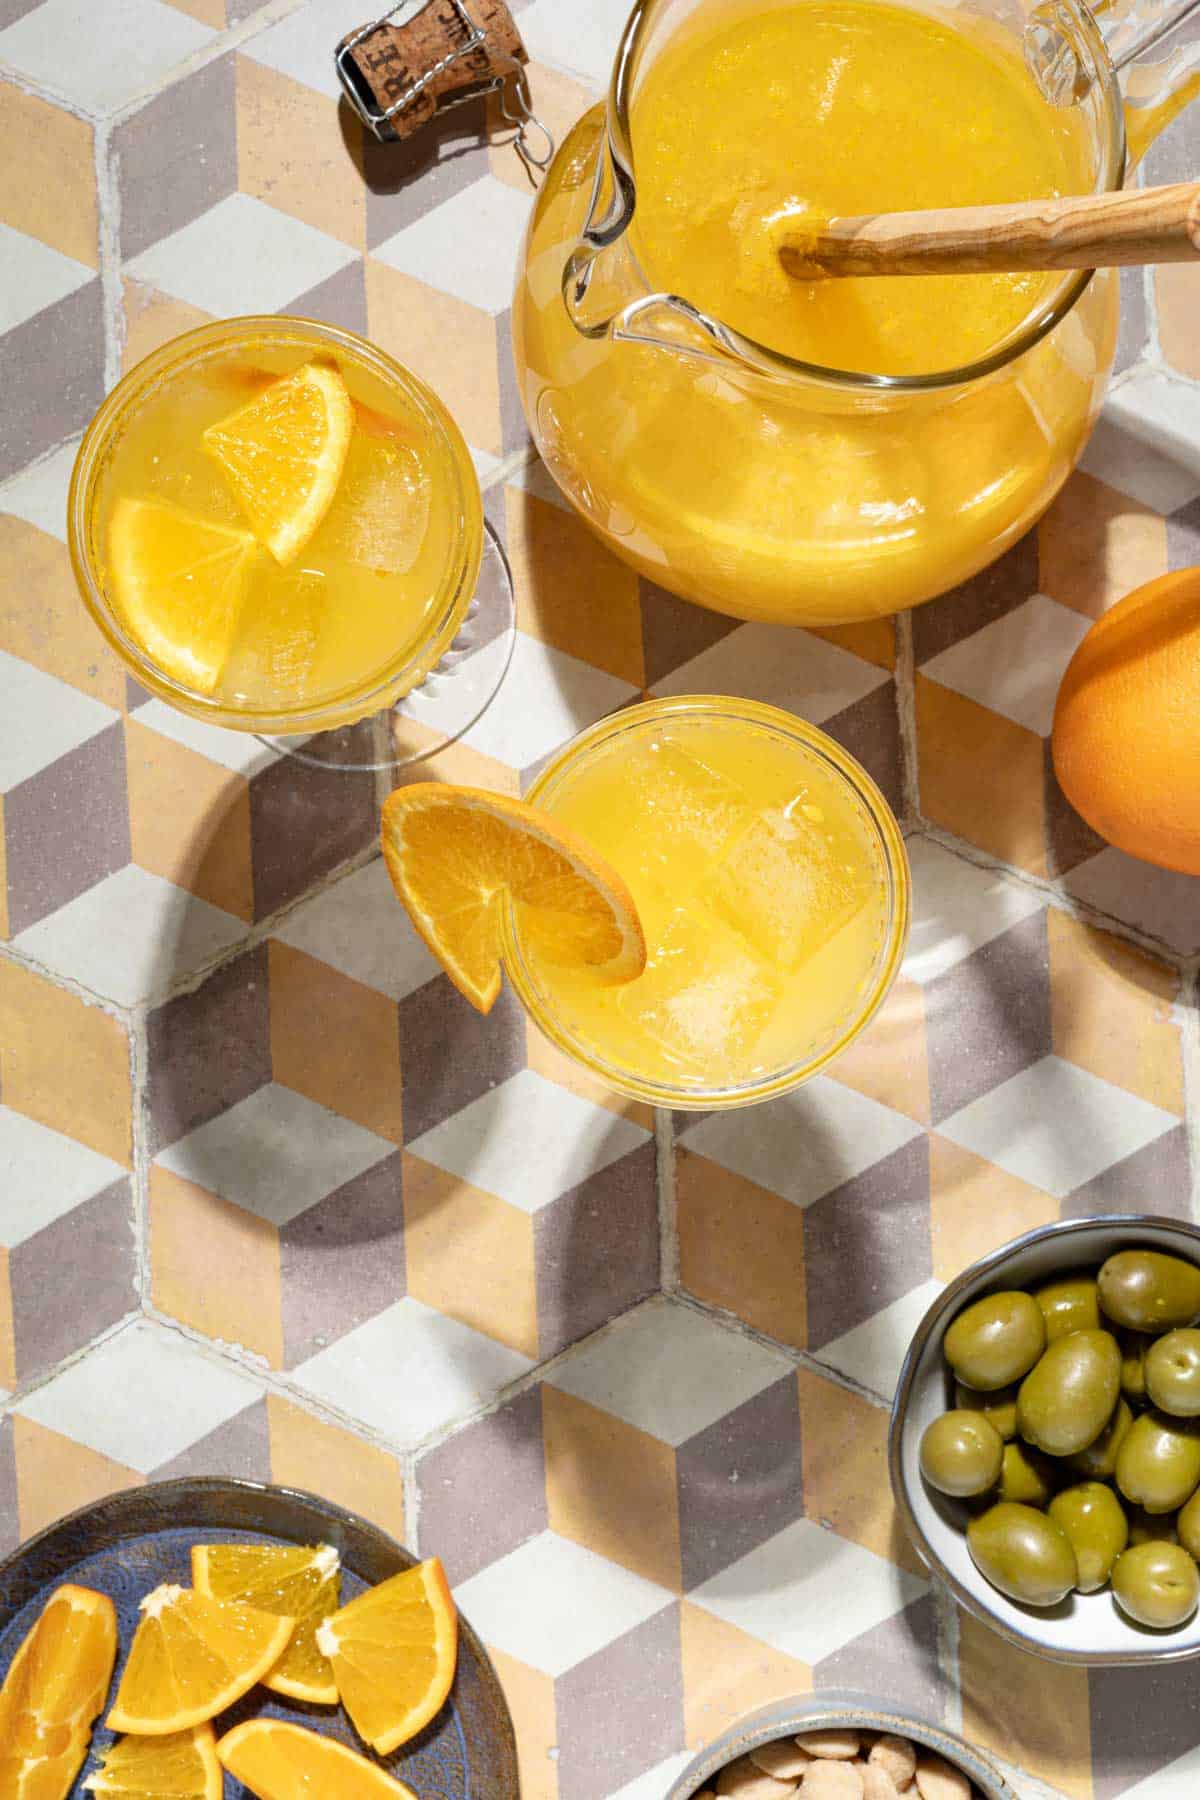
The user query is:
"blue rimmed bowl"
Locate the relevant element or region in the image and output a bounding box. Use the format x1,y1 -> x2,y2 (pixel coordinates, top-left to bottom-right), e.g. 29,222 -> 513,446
0,1476 -> 518,1796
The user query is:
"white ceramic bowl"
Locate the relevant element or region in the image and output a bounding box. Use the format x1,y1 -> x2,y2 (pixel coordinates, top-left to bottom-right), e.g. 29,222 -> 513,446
664,1696 -> 1015,1800
890,1214 -> 1200,1666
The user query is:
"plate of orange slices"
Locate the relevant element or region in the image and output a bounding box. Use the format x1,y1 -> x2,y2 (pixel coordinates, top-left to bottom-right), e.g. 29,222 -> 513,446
0,1477 -> 517,1799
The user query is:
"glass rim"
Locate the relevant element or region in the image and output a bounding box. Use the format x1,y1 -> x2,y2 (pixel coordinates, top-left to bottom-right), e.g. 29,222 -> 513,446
501,694 -> 912,1110
67,314 -> 484,735
601,0 -> 1127,393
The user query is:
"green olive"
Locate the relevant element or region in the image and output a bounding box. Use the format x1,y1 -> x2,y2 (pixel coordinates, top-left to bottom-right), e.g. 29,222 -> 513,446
919,1411 -> 1004,1498
1098,1251 -> 1200,1334
967,1502 -> 1077,1607
1017,1330 -> 1122,1456
997,1441 -> 1059,1508
1121,1332 -> 1152,1406
1069,1398 -> 1134,1479
1112,1542 -> 1200,1629
944,1292 -> 1046,1391
1116,1410 -> 1200,1513
1048,1483 -> 1129,1593
1176,1488 -> 1200,1560
955,1382 -> 1018,1441
1128,1506 -> 1181,1547
1146,1330 -> 1200,1417
1036,1273 -> 1101,1343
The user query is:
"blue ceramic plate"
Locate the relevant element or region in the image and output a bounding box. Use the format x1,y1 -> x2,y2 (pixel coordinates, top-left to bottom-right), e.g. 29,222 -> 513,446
0,1477 -> 518,1798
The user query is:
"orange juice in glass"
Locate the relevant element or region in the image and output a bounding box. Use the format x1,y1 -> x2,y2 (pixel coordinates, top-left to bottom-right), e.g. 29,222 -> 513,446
69,317 -> 483,737
502,697 -> 909,1108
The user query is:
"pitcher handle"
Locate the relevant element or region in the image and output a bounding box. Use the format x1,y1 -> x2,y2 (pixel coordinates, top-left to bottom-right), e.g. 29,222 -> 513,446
1026,0 -> 1200,157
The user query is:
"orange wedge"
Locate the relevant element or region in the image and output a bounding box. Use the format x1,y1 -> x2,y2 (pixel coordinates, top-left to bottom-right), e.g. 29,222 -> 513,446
84,1724 -> 221,1798
202,361 -> 353,565
105,1585 -> 294,1736
107,497 -> 257,694
313,1558 -> 457,1756
0,1584 -> 117,1800
381,784 -> 646,1014
217,1720 -> 418,1798
192,1542 -> 340,1705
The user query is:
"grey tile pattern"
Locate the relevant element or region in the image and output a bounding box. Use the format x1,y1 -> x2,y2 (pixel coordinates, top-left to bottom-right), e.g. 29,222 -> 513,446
10,1177 -> 135,1382
114,53 -> 238,262
677,1374 -> 804,1592
805,1136 -> 933,1351
554,1603 -> 684,1800
280,1151 -> 406,1367
924,913 -> 1052,1125
145,941 -> 272,1154
416,1385 -> 548,1584
4,721 -> 130,934
534,1140 -> 660,1358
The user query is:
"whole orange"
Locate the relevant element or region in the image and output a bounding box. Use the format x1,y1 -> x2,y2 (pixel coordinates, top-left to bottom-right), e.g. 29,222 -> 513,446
1052,567 -> 1200,875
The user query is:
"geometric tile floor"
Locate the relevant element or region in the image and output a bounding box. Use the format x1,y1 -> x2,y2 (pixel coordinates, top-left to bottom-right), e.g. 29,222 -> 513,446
2,2 -> 1199,1797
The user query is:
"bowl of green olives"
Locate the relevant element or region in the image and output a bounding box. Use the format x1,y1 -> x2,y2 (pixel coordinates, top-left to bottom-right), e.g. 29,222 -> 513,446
889,1216 -> 1200,1664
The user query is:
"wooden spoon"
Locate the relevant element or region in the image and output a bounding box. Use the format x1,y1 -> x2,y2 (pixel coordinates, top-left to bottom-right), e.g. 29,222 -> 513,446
777,181 -> 1200,278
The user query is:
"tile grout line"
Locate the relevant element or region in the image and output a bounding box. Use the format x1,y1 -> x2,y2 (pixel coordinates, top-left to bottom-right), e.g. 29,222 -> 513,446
481,443 -> 538,496
1177,959 -> 1200,1222
136,1303 -> 435,1462
655,1108 -> 680,1294
99,1291 -> 678,1471
0,1309 -> 144,1417
0,62 -> 96,121
911,819 -> 1193,971
0,0 -> 304,126
668,1287 -> 895,1414
402,1448 -> 423,1555
934,1582 -> 963,1737
128,1004 -> 153,1312
0,938 -> 136,1026
94,115 -> 123,393
894,609 -> 920,827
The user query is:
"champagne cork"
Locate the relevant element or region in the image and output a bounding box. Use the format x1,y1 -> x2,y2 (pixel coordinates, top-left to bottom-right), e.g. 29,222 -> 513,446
337,0 -> 528,140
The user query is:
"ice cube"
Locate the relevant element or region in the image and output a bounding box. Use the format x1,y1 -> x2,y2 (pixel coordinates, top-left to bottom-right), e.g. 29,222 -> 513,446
702,803 -> 870,970
618,903 -> 780,1077
221,569 -> 324,704
317,433 -> 432,575
631,735 -> 753,888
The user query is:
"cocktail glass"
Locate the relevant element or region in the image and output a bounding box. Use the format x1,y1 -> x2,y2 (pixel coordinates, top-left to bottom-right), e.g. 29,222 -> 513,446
68,315 -> 515,772
502,695 -> 911,1109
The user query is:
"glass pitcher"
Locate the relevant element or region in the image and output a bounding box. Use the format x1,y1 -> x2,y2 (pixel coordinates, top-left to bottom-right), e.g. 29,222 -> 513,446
511,0 -> 1199,627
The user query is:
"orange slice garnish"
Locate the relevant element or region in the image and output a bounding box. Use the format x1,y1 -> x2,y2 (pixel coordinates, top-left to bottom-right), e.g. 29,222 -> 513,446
84,1724 -> 221,1798
107,497 -> 256,694
217,1720 -> 418,1799
105,1585 -> 294,1736
202,361 -> 352,565
313,1558 -> 457,1757
191,1542 -> 339,1706
381,784 -> 647,1014
0,1584 -> 117,1800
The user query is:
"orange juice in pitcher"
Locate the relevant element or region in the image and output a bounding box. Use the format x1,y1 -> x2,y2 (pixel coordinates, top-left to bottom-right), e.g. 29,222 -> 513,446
512,0 -> 1195,626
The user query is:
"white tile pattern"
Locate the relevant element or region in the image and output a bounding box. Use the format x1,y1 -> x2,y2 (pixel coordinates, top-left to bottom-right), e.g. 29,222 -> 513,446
454,1529 -> 674,1677
155,1083 -> 395,1226
408,1069 -> 650,1211
293,1297 -> 533,1444
549,1297 -> 793,1447
16,1318 -> 261,1471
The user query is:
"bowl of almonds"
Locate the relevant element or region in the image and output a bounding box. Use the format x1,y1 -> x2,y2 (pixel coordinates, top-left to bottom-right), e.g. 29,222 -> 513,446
663,1700 -> 1014,1800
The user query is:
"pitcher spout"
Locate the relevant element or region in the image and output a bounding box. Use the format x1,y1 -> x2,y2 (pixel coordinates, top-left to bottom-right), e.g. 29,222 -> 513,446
560,62 -> 757,369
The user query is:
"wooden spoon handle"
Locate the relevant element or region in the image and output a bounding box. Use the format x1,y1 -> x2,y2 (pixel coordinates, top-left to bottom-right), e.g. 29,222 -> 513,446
778,182 -> 1200,278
